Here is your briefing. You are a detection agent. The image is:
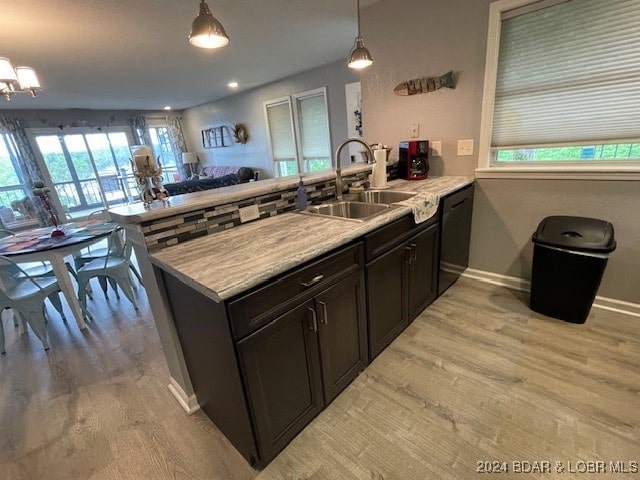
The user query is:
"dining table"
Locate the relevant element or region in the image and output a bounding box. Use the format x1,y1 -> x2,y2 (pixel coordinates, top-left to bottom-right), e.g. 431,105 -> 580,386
0,219 -> 121,330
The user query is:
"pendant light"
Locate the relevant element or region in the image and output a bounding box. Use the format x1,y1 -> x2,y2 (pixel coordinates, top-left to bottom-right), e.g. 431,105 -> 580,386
189,0 -> 229,49
347,0 -> 373,70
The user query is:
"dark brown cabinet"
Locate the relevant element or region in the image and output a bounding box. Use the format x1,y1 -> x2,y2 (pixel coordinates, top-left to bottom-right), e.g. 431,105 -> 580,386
239,270 -> 367,461
238,301 -> 324,463
315,272 -> 367,404
161,242 -> 367,468
366,241 -> 408,360
365,216 -> 439,360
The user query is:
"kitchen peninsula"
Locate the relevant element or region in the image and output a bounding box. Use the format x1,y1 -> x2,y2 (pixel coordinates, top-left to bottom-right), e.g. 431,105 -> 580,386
108,165 -> 474,467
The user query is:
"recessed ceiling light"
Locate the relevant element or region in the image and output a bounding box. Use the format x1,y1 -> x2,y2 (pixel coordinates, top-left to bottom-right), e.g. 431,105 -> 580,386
228,82 -> 238,88
163,105 -> 172,110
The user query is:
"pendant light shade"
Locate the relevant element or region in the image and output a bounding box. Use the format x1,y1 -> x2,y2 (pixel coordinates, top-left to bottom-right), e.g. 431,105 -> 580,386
347,0 -> 373,70
348,37 -> 373,70
16,67 -> 41,91
0,57 -> 19,84
0,57 -> 42,101
189,0 -> 229,49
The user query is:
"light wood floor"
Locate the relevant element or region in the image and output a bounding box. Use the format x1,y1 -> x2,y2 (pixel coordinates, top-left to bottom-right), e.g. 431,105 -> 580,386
1,278 -> 638,479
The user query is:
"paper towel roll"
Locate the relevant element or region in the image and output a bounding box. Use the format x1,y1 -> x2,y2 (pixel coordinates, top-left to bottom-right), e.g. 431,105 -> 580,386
371,149 -> 387,189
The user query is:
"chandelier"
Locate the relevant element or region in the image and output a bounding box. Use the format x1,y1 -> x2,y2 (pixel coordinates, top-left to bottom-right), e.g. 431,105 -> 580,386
0,57 -> 42,101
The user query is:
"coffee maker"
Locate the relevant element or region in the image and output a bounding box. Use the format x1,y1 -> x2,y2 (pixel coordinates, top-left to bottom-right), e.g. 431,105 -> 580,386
399,140 -> 429,180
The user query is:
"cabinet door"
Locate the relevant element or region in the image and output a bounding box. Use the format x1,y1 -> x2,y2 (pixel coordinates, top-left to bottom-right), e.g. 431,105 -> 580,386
366,242 -> 409,360
408,222 -> 440,321
315,271 -> 368,404
238,301 -> 324,463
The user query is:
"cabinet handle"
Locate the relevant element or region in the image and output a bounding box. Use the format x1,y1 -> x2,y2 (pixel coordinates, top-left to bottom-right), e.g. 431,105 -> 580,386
451,198 -> 467,210
318,301 -> 328,325
410,243 -> 417,262
405,245 -> 412,264
308,307 -> 318,332
301,274 -> 324,288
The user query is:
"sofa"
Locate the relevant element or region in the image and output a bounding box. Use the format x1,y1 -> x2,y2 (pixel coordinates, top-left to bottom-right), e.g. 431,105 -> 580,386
164,166 -> 255,196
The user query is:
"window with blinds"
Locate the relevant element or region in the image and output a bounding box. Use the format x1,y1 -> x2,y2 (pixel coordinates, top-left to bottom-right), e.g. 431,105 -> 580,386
264,88 -> 331,177
483,0 -> 640,168
265,100 -> 298,177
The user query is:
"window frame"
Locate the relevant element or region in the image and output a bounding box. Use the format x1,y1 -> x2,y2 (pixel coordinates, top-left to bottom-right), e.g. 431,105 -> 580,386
27,126 -> 138,218
264,87 -> 332,177
477,0 -> 640,180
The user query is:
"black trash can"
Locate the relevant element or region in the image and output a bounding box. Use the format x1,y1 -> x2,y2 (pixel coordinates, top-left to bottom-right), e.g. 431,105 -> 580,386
530,215 -> 616,323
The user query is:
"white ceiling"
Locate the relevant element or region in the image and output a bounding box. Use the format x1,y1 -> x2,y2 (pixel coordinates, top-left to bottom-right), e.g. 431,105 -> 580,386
1,0 -> 377,111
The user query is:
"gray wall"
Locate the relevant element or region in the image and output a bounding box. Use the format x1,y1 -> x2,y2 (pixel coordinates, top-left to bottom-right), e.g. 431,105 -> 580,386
361,0 -> 640,304
182,60 -> 359,179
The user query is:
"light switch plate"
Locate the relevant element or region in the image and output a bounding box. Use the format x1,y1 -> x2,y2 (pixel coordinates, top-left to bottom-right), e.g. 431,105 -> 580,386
457,139 -> 474,156
431,141 -> 442,157
239,204 -> 260,223
410,122 -> 419,138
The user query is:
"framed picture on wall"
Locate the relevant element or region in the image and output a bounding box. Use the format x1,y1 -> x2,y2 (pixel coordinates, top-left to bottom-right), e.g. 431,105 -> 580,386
202,126 -> 226,148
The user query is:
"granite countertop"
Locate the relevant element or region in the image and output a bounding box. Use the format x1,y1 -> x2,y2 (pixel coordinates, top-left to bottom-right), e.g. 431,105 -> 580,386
149,176 -> 474,303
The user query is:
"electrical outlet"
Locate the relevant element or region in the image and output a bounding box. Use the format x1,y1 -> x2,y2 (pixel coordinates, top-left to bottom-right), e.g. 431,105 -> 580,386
457,139 -> 474,156
410,122 -> 419,138
431,141 -> 442,157
238,204 -> 260,223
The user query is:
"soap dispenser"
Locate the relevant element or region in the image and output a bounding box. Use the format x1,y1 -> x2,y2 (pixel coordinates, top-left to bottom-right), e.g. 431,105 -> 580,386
296,176 -> 308,210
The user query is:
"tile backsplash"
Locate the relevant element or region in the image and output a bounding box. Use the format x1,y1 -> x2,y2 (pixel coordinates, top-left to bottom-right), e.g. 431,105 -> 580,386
141,170 -> 372,252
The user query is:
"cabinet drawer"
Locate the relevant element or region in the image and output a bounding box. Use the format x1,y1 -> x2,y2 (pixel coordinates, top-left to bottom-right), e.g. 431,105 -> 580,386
228,242 -> 364,339
364,213 -> 437,261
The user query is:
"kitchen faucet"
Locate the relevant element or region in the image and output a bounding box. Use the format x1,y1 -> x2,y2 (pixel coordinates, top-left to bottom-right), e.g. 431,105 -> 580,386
334,138 -> 375,201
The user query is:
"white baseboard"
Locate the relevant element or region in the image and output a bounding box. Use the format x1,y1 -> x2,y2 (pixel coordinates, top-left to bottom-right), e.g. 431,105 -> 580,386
462,268 -> 531,292
592,296 -> 640,318
168,377 -> 200,415
461,268 -> 640,319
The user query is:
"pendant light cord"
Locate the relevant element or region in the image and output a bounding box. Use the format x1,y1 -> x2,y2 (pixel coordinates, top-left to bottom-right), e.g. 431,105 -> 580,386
357,0 -> 361,37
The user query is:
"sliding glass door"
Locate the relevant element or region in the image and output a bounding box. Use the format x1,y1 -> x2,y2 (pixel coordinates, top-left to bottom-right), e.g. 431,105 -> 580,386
31,128 -> 135,217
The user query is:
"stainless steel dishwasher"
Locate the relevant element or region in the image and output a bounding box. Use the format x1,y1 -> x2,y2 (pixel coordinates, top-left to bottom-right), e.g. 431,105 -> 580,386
438,184 -> 474,295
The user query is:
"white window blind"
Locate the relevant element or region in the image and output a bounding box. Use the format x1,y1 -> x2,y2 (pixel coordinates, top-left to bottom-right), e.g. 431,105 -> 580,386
297,94 -> 330,161
492,0 -> 640,148
266,101 -> 296,162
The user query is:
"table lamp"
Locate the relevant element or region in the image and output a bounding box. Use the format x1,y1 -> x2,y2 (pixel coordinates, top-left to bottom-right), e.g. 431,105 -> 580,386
182,152 -> 199,178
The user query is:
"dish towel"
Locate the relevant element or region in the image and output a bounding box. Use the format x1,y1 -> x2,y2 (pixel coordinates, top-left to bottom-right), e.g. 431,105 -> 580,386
398,192 -> 439,224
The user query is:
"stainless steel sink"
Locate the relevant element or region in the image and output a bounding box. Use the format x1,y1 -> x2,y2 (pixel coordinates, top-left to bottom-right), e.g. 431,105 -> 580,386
301,201 -> 398,222
347,190 -> 416,204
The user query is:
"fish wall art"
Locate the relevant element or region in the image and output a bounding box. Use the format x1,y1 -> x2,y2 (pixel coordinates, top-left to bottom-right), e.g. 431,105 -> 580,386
394,71 -> 456,96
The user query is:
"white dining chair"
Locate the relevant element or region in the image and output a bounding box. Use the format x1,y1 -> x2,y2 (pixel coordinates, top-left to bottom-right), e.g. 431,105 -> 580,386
76,231 -> 139,320
0,256 -> 66,353
73,210 -> 143,298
